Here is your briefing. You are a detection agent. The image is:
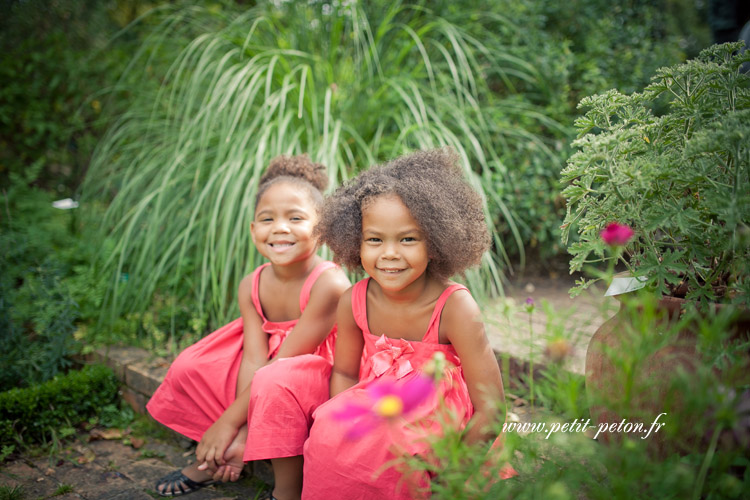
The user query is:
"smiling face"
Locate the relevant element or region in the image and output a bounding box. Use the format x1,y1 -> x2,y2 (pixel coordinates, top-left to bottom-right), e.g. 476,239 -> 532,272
251,181 -> 319,268
360,194 -> 430,295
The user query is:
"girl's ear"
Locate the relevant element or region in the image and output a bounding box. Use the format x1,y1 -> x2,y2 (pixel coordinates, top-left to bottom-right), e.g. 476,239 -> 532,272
250,222 -> 257,245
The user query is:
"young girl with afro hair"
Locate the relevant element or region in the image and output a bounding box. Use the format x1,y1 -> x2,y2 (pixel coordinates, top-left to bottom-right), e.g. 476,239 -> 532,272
147,155 -> 350,497
298,147 -> 508,499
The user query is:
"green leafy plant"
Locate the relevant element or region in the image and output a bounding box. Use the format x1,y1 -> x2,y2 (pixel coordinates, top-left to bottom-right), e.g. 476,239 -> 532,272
0,0 -> 140,194
561,43 -> 750,304
478,0 -> 698,264
53,484 -> 74,496
93,403 -> 136,429
0,183 -> 112,387
0,485 -> 24,500
0,364 -> 119,448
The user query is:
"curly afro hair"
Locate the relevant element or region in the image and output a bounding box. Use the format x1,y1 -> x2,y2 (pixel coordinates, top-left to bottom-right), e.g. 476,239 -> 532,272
317,148 -> 490,281
255,154 -> 328,210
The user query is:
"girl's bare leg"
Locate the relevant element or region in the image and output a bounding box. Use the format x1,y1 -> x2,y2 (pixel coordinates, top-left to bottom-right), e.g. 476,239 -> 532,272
271,455 -> 303,500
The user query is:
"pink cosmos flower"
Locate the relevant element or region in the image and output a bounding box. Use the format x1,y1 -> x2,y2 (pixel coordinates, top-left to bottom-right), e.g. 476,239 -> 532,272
333,374 -> 436,439
600,223 -> 634,246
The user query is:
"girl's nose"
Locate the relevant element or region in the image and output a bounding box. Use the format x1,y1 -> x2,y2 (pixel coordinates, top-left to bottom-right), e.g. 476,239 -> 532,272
380,242 -> 399,259
272,220 -> 291,233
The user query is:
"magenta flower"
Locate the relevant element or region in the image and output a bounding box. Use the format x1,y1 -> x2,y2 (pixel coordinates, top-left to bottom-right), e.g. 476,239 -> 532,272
601,223 -> 634,246
333,374 -> 436,439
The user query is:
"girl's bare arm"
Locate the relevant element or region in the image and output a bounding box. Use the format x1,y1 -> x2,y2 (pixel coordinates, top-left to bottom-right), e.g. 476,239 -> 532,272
442,289 -> 505,445
273,267 -> 350,358
195,273 -> 267,469
329,288 -> 364,397
236,273 -> 270,394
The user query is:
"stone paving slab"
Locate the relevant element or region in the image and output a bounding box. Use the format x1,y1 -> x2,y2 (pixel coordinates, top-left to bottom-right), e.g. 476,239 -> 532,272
484,275 -> 618,375
0,436 -> 268,499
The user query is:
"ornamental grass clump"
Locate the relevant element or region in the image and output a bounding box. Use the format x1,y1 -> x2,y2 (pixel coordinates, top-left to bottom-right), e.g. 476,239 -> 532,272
83,1 -> 560,334
560,43 -> 750,305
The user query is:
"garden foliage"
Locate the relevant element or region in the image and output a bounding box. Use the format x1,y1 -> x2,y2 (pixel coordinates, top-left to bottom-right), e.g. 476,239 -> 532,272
0,364 -> 119,448
466,0 -> 697,260
0,0 -> 144,194
403,297 -> 750,499
561,43 -> 750,304
0,184 -> 107,389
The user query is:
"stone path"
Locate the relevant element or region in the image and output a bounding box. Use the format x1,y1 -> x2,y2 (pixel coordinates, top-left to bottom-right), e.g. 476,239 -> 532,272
486,272 -> 617,375
0,435 -> 270,500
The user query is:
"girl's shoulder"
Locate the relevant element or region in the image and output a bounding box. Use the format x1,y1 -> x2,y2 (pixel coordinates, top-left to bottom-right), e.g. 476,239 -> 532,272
314,261 -> 349,281
307,263 -> 351,300
237,265 -> 267,316
440,285 -> 478,317
237,263 -> 268,294
438,285 -> 483,343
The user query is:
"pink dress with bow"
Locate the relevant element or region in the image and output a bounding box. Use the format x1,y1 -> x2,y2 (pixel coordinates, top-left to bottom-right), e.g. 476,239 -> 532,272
301,278 -> 474,500
146,261 -> 337,450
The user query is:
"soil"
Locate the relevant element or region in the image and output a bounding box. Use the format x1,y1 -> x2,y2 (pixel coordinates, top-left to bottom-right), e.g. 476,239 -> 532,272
0,430 -> 270,500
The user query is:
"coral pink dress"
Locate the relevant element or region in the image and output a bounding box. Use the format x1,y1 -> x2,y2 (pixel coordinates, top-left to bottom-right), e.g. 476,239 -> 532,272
302,278 -> 474,500
146,261 -> 338,450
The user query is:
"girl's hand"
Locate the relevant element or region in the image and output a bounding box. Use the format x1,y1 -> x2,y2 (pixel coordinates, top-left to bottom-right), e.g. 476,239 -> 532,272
195,418 -> 238,472
211,425 -> 248,482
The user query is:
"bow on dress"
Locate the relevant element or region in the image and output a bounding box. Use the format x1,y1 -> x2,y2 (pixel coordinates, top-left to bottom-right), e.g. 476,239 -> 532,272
371,335 -> 415,379
266,327 -> 289,359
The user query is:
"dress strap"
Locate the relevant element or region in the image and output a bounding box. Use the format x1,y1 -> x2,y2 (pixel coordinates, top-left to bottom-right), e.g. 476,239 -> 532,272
251,263 -> 272,320
422,284 -> 469,343
350,278 -> 370,334
299,261 -> 340,312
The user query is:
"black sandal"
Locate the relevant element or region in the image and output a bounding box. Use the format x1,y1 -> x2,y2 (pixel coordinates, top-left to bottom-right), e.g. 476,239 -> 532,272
155,469 -> 216,497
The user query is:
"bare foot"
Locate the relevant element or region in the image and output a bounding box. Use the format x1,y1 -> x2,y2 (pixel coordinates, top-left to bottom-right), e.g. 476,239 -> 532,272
212,426 -> 247,482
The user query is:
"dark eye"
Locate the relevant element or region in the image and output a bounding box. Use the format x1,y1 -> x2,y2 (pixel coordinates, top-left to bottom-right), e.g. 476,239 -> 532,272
402,236 -> 417,243
366,237 -> 381,243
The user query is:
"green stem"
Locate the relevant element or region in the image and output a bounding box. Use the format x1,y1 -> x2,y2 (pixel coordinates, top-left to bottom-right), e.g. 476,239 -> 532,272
528,312 -> 534,411
692,425 -> 721,500
605,246 -> 621,282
